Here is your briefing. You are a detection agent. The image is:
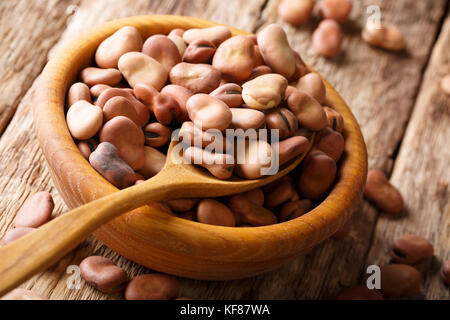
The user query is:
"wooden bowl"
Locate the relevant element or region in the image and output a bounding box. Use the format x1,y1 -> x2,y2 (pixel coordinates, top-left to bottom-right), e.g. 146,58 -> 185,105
34,15 -> 367,280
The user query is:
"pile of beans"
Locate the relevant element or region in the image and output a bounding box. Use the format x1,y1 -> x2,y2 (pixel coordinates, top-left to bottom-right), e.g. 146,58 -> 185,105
65,23 -> 346,228
277,0 -> 406,56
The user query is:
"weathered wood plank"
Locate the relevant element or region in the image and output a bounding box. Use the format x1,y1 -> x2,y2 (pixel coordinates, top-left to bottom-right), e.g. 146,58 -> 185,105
0,0 -> 80,135
366,12 -> 450,300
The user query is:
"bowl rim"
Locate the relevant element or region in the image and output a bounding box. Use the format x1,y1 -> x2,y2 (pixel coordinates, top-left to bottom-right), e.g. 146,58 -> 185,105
34,15 -> 368,267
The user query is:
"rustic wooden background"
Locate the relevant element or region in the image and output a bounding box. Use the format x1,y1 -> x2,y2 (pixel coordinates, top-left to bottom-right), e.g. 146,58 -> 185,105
0,0 -> 449,300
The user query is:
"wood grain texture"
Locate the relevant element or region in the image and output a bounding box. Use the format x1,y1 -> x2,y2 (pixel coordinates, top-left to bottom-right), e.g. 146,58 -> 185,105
366,12 -> 450,300
0,0 -> 79,135
0,0 -> 447,300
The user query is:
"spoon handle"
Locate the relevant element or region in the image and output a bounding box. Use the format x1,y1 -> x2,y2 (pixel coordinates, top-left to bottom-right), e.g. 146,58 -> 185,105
0,170 -> 178,296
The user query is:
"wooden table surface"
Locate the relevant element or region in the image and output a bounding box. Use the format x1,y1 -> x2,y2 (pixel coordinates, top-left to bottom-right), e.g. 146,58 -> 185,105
0,0 -> 449,300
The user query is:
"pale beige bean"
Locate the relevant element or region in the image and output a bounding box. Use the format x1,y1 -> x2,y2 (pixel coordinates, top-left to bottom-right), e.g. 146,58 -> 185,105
183,26 -> 231,46
285,86 -> 327,131
228,195 -> 277,226
210,83 -> 242,107
168,28 -> 184,37
14,191 -> 54,228
68,82 -> 91,107
103,96 -> 141,125
183,146 -> 235,179
125,274 -> 180,300
242,73 -> 288,110
66,100 -> 103,140
312,19 -> 343,57
148,202 -> 173,214
99,116 -> 145,170
213,35 -> 255,81
362,21 -> 406,52
265,107 -> 298,139
166,199 -> 199,212
77,139 -> 98,160
183,39 -> 216,63
95,26 -> 143,69
278,0 -> 314,25
235,139 -> 272,179
142,34 -> 181,71
137,146 -> 166,179
168,35 -> 187,57
230,108 -> 265,131
2,227 -> 35,245
186,94 -> 232,131
196,199 -> 236,227
80,256 -> 128,293
169,62 -> 221,94
297,73 -> 326,104
257,24 -> 295,79
1,288 -> 47,300
80,67 -> 122,87
319,0 -> 353,23
118,52 -> 168,91
90,84 -> 111,97
179,121 -> 231,152
143,122 -> 172,147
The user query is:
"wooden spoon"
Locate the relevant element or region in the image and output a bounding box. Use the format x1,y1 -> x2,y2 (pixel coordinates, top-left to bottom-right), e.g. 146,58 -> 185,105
0,137 -> 313,296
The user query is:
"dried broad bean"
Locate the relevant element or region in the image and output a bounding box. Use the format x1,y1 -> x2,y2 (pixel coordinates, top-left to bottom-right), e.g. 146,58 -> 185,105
68,82 -> 91,107
362,22 -> 406,52
183,146 -> 235,179
228,195 -> 277,226
80,67 -> 122,87
312,19 -> 343,57
77,139 -> 99,160
242,73 -> 288,110
323,106 -> 344,133
80,256 -> 128,293
142,34 -> 181,71
319,0 -> 353,23
279,199 -> 312,221
314,127 -> 345,162
380,264 -> 421,298
390,234 -> 434,264
364,169 -> 404,214
103,96 -> 141,125
1,227 -> 35,245
186,94 -> 232,131
229,108 -> 265,131
66,100 -> 103,140
143,122 -> 172,147
182,26 -> 231,46
210,83 -> 243,107
296,73 -> 326,104
183,39 -> 216,63
125,274 -> 180,300
169,63 -> 221,94
265,107 -> 298,139
137,146 -> 166,179
286,86 -> 327,131
196,199 -> 236,227
14,191 -> 54,228
278,0 -> 314,25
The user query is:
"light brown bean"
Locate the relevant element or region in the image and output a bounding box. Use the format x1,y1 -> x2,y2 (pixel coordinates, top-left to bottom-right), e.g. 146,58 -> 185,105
323,106 -> 344,133
80,67 -> 122,87
125,274 -> 180,300
66,100 -> 103,140
68,82 -> 91,107
103,96 -> 141,125
1,227 -> 35,245
80,256 -> 128,293
364,169 -> 404,214
143,122 -> 172,147
380,264 -> 421,298
210,83 -> 243,107
196,199 -> 236,227
362,22 -> 406,52
186,94 -> 232,131
319,0 -> 353,23
277,136 -> 310,166
166,199 -> 200,212
77,139 -> 99,160
235,139 -> 272,179
229,108 -> 265,131
142,34 -> 181,71
314,127 -> 345,162
312,19 -> 343,57
137,146 -> 166,179
297,73 -> 326,104
228,195 -> 277,226
183,146 -> 235,179
390,234 -> 434,264
278,0 -> 314,25
265,107 -> 298,139
182,26 -> 231,46
183,39 -> 216,63
14,191 -> 54,228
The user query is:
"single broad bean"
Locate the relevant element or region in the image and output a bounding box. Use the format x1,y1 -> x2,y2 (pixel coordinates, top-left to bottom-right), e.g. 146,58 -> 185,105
166,198 -> 200,212
103,96 -> 141,125
0,288 -> 47,300
152,93 -> 182,125
183,39 -> 216,63
125,274 -> 180,300
142,34 -> 181,71
89,142 -> 137,189
390,234 -> 434,264
213,35 -> 255,82
297,73 -> 326,104
362,21 -> 406,52
364,169 -> 404,214
68,82 -> 91,107
186,94 -> 232,131
314,127 -> 345,162
279,199 -> 312,221
143,122 -> 172,147
278,0 -> 314,25
286,86 -> 327,131
246,65 -> 272,81
336,286 -> 384,300
182,26 -> 231,46
77,139 -> 99,160
228,195 -> 277,226
312,19 -> 343,57
169,62 -> 221,94
235,139 -> 272,179
229,108 -> 265,130
1,227 -> 35,245
297,150 -> 337,200
118,52 -> 168,91
241,73 -> 288,110
96,88 -> 149,127
137,146 -> 166,179
168,35 -> 187,57
265,107 -> 298,139
80,256 -> 128,293
277,136 -> 310,166
196,199 -> 236,227
133,83 -> 159,107
66,100 -> 103,140
380,264 -> 421,298
90,84 -> 111,97
178,121 -> 231,152
80,67 -> 122,87
210,83 -> 243,107
319,0 -> 353,23
95,26 -> 143,69
161,84 -> 193,123
440,260 -> 450,285
323,106 -> 344,133
99,116 -> 145,170
257,24 -> 296,79
14,191 -> 54,228
264,178 -> 296,208
183,146 -> 235,179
